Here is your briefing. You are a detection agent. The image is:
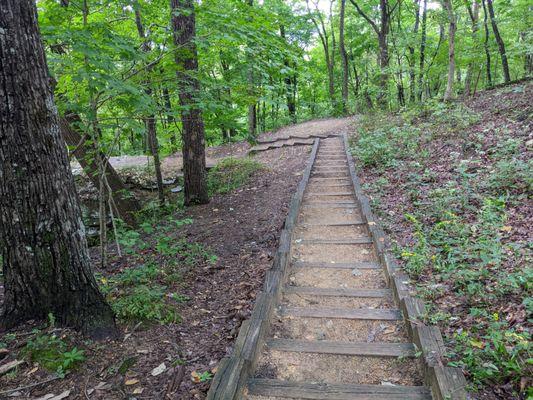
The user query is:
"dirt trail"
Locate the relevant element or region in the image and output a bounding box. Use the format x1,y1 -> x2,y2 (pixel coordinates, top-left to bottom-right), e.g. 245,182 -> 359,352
243,137 -> 430,399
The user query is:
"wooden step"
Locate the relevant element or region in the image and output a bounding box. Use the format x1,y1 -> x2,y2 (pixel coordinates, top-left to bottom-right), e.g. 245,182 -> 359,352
309,177 -> 351,181
305,192 -> 353,196
247,379 -> 432,400
304,200 -> 357,205
312,173 -> 350,177
280,307 -> 401,321
266,339 -> 416,357
284,287 -> 391,298
303,204 -> 357,209
293,261 -> 380,269
301,221 -> 365,227
297,238 -> 372,245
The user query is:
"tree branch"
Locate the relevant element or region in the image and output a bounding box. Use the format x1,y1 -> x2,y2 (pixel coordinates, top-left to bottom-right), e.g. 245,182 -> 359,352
349,0 -> 380,34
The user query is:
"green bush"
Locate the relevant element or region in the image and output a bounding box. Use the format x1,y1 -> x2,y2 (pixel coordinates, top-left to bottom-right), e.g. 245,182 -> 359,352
208,157 -> 262,194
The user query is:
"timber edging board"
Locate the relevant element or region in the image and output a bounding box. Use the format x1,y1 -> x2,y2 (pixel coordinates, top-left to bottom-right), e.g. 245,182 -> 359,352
206,139 -> 320,400
342,133 -> 468,400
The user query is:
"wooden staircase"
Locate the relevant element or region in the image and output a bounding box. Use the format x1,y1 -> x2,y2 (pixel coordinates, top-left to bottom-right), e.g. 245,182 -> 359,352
207,136 -> 467,400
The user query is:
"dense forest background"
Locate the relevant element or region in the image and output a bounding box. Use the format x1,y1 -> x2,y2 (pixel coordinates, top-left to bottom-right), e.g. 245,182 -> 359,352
39,0 -> 532,156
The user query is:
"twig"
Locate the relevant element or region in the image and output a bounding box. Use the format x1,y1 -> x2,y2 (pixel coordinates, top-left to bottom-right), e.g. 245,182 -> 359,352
123,321 -> 143,342
0,375 -> 61,395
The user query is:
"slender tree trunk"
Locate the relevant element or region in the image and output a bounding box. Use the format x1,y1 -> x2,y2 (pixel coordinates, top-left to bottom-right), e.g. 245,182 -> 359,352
61,115 -> 140,226
464,0 -> 480,96
280,25 -> 297,123
409,0 -> 421,102
307,0 -> 336,110
418,0 -> 428,100
246,0 -> 257,139
486,0 -> 510,83
521,30 -> 533,77
0,0 -> 117,338
443,0 -> 456,101
377,0 -> 390,106
171,0 -> 209,205
134,4 -> 165,205
349,0 -> 389,107
163,87 -> 178,151
339,0 -> 349,114
481,0 -> 493,87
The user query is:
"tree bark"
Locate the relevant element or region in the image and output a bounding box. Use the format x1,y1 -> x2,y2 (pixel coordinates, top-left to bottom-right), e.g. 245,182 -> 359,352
485,0 -> 510,83
171,0 -> 209,206
442,0 -> 456,101
339,0 -> 350,114
0,0 -> 117,339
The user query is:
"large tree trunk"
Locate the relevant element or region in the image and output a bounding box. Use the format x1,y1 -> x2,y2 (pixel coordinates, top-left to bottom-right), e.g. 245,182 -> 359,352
0,0 -> 117,339
443,0 -> 456,101
481,0 -> 493,87
485,0 -> 510,83
171,0 -> 209,206
339,0 -> 349,114
61,115 -> 140,226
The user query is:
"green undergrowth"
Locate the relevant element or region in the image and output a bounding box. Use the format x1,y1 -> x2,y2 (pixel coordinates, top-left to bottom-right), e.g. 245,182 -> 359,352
207,157 -> 263,195
18,315 -> 85,377
104,210 -> 216,324
351,100 -> 532,395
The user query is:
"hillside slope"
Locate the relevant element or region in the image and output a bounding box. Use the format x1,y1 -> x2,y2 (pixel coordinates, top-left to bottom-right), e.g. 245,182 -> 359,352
350,81 -> 532,400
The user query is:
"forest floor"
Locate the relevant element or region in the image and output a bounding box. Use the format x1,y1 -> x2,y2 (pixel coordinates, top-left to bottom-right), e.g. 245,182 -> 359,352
349,81 -> 531,399
0,119 -> 353,399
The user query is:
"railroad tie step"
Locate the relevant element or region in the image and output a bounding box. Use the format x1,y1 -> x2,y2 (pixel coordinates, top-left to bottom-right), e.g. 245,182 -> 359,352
292,261 -> 381,269
303,200 -> 357,205
283,286 -> 391,298
266,339 -> 416,357
247,379 -> 433,400
279,306 -> 401,321
303,204 -> 358,209
305,192 -> 354,196
296,238 -> 373,245
300,221 -> 365,227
